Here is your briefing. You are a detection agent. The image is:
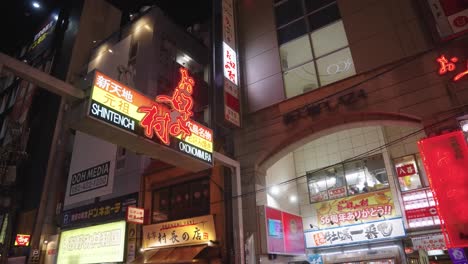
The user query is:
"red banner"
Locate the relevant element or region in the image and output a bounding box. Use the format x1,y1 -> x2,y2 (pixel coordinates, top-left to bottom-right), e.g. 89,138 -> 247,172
405,206 -> 438,220
396,164 -> 416,177
418,131 -> 468,248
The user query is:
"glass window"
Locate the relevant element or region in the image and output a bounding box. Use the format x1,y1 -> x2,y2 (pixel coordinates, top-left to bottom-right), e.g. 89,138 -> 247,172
283,61 -> 319,98
274,0 -> 304,27
344,154 -> 389,194
394,155 -> 424,192
277,20 -> 307,45
307,3 -> 341,32
307,164 -> 346,203
279,34 -> 313,70
310,20 -> 348,57
304,0 -> 335,14
316,47 -> 355,86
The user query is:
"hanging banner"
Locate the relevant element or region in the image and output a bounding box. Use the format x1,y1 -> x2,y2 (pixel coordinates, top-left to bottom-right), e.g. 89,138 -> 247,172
418,131 -> 468,248
142,215 -> 216,248
305,218 -> 406,248
305,189 -> 397,229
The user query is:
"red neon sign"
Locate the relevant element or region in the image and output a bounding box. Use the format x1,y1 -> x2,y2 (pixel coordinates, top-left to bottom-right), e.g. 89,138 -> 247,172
418,131 -> 468,248
15,234 -> 31,246
436,54 -> 468,82
138,68 -> 195,145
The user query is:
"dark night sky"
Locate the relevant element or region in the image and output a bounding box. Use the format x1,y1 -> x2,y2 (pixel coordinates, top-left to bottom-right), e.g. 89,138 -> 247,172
0,0 -> 211,56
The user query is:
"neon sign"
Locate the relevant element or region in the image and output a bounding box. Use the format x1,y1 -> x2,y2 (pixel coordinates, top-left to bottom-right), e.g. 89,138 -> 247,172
15,234 -> 30,246
436,54 -> 468,82
88,68 -> 213,165
138,68 -> 194,145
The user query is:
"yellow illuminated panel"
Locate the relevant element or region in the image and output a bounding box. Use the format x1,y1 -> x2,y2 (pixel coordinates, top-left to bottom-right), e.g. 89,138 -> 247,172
57,221 -> 126,264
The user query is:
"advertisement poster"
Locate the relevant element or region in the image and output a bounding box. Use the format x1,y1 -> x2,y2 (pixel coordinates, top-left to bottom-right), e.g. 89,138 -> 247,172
418,131 -> 468,248
264,206 -> 305,255
412,234 -> 447,251
305,218 -> 406,248
306,189 -> 397,229
64,131 -> 117,207
143,215 -> 216,248
57,221 -> 126,264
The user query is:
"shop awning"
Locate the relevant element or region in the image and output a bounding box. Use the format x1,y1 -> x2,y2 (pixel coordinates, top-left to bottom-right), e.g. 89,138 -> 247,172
131,245 -> 214,264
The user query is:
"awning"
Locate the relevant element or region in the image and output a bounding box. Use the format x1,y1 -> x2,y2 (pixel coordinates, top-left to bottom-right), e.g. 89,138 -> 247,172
131,245 -> 216,264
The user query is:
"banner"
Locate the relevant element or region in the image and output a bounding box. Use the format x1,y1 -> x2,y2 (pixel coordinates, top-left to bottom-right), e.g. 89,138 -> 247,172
305,218 -> 406,248
412,234 -> 447,251
143,215 -> 216,248
306,189 -> 397,229
418,131 -> 468,248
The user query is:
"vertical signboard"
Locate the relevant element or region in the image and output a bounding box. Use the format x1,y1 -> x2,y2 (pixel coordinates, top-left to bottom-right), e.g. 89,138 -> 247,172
427,0 -> 468,40
222,0 -> 241,127
418,131 -> 468,248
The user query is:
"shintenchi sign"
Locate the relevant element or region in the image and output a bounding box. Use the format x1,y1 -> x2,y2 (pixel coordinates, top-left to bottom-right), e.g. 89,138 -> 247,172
88,68 -> 213,166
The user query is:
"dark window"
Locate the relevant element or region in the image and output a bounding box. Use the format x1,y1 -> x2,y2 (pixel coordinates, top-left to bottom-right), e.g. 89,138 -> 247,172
277,19 -> 307,45
274,0 -> 304,27
307,3 -> 341,32
304,0 -> 335,14
152,177 -> 210,223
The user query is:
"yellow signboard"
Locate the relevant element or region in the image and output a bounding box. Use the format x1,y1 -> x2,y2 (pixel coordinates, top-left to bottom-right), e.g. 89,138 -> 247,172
143,215 -> 216,249
312,189 -> 398,228
57,221 -> 126,264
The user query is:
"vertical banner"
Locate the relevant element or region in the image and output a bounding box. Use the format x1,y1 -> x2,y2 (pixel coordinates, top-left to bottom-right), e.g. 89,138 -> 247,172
418,131 -> 468,248
222,0 -> 241,127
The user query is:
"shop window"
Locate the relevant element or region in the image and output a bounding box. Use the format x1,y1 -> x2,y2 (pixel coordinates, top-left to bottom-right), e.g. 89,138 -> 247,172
274,0 -> 354,98
393,154 -> 426,192
307,154 -> 389,203
152,178 -> 210,223
307,164 -> 346,203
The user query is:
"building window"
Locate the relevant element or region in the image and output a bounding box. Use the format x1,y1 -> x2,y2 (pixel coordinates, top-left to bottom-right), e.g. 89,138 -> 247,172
393,154 -> 427,192
307,154 -> 389,203
274,0 -> 355,98
152,177 -> 210,223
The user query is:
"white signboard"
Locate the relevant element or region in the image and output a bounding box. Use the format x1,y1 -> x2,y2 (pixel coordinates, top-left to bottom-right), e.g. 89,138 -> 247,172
412,234 -> 447,251
64,131 -> 116,207
305,218 -> 405,248
126,206 -> 144,224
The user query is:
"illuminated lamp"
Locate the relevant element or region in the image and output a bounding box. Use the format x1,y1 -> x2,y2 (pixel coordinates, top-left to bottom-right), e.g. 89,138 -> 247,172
32,2 -> 41,8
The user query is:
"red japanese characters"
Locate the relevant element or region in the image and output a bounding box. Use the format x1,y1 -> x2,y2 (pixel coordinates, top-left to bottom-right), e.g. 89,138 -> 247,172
436,54 -> 468,82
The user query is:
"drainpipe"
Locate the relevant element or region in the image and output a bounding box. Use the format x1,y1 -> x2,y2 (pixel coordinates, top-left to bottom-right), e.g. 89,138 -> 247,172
214,152 -> 244,264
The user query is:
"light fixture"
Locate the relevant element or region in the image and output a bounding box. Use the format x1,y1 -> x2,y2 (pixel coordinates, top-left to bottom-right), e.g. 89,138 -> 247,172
43,240 -> 48,244
32,2 -> 41,8
54,14 -> 58,20
270,186 -> 279,195
462,123 -> 468,132
108,49 -> 113,53
139,248 -> 145,252
289,195 -> 297,202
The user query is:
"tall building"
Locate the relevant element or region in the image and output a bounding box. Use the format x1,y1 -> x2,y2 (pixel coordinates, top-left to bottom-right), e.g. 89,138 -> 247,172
235,0 -> 468,263
0,1 -> 121,263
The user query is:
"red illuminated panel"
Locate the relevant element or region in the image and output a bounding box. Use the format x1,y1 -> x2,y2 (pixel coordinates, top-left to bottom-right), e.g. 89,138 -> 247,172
15,234 -> 30,246
418,131 -> 468,248
282,212 -> 305,254
265,207 -> 284,253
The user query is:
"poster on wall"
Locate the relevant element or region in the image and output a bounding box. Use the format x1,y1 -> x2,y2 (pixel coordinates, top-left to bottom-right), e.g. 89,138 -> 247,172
64,131 -> 117,207
418,131 -> 468,248
305,218 -> 406,248
263,206 -> 305,255
57,221 -> 126,264
304,189 -> 398,229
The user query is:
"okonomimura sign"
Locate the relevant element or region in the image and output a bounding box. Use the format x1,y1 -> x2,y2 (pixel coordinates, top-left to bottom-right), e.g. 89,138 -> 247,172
89,69 -> 213,165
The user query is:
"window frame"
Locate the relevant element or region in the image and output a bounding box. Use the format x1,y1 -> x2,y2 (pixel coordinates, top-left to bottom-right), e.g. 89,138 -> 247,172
392,153 -> 428,192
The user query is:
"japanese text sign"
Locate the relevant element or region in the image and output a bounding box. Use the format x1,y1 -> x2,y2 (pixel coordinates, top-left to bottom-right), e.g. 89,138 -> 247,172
89,69 -> 213,165
223,42 -> 238,86
305,218 -> 406,248
15,234 -> 30,246
427,0 -> 468,40
412,234 -> 447,251
436,54 -> 468,82
418,131 -> 468,248
126,206 -> 144,224
308,189 -> 397,229
397,164 -> 416,177
143,215 -> 216,248
62,193 -> 137,228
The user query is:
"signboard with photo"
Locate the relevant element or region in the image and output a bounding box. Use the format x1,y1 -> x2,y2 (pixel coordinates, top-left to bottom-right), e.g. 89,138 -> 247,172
305,218 -> 406,248
305,189 -> 398,229
143,215 -> 216,248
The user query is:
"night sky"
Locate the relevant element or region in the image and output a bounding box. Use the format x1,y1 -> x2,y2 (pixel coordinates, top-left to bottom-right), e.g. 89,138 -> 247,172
0,0 -> 212,56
